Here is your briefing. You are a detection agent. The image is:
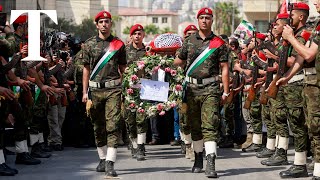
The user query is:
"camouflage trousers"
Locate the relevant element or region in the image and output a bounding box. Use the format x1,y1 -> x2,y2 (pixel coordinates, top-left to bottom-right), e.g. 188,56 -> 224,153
30,90 -> 47,135
179,112 -> 191,136
303,85 -> 320,163
89,88 -> 121,148
271,84 -> 307,152
222,102 -> 235,136
250,95 -> 262,134
186,85 -> 220,142
15,90 -> 34,142
123,108 -> 147,139
262,102 -> 276,139
269,87 -> 289,138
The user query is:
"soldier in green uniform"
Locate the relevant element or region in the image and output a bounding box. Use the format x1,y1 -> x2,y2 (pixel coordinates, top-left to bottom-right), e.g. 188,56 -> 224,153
12,15 -> 54,165
0,24 -> 19,176
82,10 -> 127,178
174,7 -> 230,178
124,24 -> 147,161
259,13 -> 290,166
277,1 -> 320,179
263,4 -> 310,178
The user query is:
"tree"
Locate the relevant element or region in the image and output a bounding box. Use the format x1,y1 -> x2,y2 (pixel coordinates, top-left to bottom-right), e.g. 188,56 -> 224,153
144,24 -> 160,35
212,2 -> 240,36
123,26 -> 130,35
75,18 -> 97,41
44,17 -> 76,34
160,27 -> 174,34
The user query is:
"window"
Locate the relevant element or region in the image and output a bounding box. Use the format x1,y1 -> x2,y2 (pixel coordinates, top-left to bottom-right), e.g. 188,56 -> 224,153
162,17 -> 168,23
152,17 -> 158,23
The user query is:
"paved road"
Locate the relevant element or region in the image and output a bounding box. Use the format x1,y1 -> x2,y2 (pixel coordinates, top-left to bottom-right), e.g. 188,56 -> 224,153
4,145 -> 313,180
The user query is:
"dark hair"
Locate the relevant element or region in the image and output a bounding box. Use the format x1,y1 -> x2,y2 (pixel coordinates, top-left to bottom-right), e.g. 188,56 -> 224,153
297,9 -> 309,19
219,34 -> 228,42
12,23 -> 20,31
229,38 -> 239,49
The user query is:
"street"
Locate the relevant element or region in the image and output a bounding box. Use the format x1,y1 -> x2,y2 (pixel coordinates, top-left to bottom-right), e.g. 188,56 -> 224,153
4,145 -> 312,180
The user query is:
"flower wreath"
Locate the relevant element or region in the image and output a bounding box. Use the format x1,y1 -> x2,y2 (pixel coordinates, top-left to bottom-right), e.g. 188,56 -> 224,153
122,55 -> 185,117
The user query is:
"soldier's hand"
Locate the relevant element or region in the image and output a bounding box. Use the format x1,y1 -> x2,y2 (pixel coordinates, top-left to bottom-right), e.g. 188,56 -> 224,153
276,77 -> 289,86
0,86 -> 15,100
263,49 -> 278,60
282,25 -> 294,41
41,85 -> 54,96
233,62 -> 241,72
82,93 -> 88,103
20,45 -> 28,55
17,78 -> 30,91
6,114 -> 15,126
220,94 -> 227,105
53,87 -> 65,95
63,83 -> 71,91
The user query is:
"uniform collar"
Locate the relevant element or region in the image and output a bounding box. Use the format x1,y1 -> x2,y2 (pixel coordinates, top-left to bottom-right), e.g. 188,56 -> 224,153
294,25 -> 306,36
195,31 -> 215,40
96,34 -> 113,42
130,42 -> 145,51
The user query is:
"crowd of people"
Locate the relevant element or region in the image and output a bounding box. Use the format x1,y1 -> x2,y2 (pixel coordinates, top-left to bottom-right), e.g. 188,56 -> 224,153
0,1 -> 320,179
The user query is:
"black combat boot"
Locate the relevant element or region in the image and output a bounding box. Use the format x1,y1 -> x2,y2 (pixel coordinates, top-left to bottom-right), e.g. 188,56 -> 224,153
242,143 -> 263,152
181,141 -> 186,154
15,152 -> 41,165
105,161 -> 117,178
96,159 -> 106,172
136,144 -> 145,161
256,148 -> 275,158
205,153 -> 218,178
39,143 -> 52,152
219,135 -> 234,148
192,152 -> 203,173
0,163 -> 16,176
31,143 -> 52,158
279,164 -> 308,178
2,163 -> 18,174
261,148 -> 288,166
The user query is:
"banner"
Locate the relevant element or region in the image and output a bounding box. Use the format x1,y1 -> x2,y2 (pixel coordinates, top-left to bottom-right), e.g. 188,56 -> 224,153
234,20 -> 255,43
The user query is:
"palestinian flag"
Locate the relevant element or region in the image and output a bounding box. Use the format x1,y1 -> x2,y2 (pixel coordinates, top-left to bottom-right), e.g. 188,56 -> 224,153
90,39 -> 124,80
186,37 -> 225,76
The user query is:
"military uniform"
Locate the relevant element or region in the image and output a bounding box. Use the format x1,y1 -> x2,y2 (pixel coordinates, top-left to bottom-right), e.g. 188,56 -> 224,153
124,43 -> 146,140
82,32 -> 126,176
302,20 -> 320,179
177,29 -> 228,177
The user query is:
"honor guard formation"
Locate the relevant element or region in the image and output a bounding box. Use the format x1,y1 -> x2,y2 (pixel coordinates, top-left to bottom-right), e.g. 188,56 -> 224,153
1,1 -> 320,179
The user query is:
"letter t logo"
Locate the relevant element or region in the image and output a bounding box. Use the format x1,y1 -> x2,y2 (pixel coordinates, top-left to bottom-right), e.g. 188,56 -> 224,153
10,10 -> 58,61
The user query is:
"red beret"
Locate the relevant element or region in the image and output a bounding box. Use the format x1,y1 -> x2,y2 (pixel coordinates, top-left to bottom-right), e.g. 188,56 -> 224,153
276,13 -> 289,20
13,15 -> 27,24
183,25 -> 198,35
197,7 -> 213,18
256,33 -> 266,40
292,2 -> 310,10
95,11 -> 112,22
130,24 -> 144,36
